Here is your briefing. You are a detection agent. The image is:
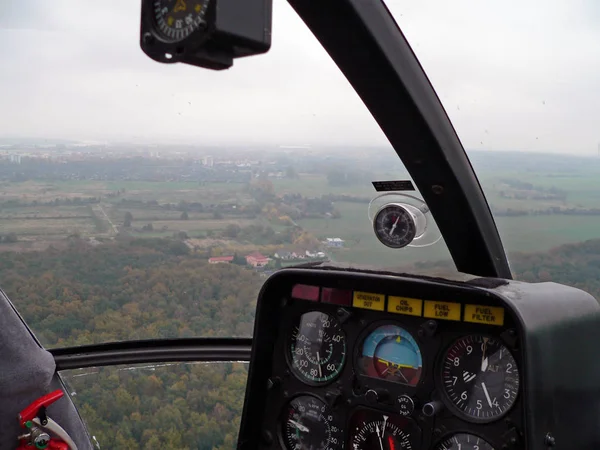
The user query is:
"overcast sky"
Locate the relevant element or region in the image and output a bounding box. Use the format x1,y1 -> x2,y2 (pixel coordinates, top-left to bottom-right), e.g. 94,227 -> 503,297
0,0 -> 599,154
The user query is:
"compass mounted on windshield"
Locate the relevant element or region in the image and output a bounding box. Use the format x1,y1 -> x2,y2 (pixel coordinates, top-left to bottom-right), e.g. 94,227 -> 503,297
140,0 -> 272,69
373,203 -> 417,249
368,194 -> 441,249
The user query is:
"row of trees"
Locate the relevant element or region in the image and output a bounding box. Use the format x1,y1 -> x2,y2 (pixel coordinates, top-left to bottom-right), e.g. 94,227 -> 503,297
0,238 -> 261,448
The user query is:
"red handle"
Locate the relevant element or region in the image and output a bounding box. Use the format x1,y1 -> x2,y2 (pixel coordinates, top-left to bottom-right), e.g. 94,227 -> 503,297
48,439 -> 69,450
16,438 -> 68,450
19,390 -> 64,426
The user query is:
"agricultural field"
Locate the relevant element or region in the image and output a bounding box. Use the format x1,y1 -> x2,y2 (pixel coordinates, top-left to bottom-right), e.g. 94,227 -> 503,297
2,152 -> 600,268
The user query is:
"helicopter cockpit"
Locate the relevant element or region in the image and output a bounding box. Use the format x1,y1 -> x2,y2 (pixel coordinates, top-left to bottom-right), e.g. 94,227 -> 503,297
2,0 -> 600,449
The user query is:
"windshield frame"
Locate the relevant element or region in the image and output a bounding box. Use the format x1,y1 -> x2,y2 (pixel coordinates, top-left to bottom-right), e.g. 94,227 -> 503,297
288,0 -> 511,278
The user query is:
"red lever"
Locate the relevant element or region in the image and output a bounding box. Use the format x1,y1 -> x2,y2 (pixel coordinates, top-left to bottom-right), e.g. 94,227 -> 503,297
19,390 -> 64,427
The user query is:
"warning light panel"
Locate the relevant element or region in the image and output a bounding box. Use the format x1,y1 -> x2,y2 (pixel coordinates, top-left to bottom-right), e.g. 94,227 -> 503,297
353,291 -> 385,311
464,304 -> 505,326
321,288 -> 353,306
291,284 -> 320,302
423,300 -> 461,321
388,296 -> 423,317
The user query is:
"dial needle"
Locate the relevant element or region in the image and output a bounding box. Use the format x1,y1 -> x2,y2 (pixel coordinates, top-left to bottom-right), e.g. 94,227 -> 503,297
375,423 -> 384,450
316,351 -> 322,378
482,382 -> 493,408
481,338 -> 488,371
289,420 -> 309,433
389,217 -> 399,236
481,356 -> 489,372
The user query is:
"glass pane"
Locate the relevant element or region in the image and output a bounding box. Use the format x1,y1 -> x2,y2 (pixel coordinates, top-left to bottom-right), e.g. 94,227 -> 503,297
0,0 -> 455,348
60,362 -> 248,449
386,0 -> 600,287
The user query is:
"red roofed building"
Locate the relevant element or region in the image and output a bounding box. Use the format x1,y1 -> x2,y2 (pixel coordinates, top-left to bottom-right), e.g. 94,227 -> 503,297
208,256 -> 234,264
246,251 -> 270,267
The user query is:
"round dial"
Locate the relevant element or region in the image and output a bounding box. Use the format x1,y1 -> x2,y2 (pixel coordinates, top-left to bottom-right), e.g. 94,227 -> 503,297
436,433 -> 495,450
357,324 -> 423,386
153,0 -> 210,42
281,395 -> 343,450
441,335 -> 519,422
349,409 -> 419,449
373,204 -> 417,249
288,311 -> 346,385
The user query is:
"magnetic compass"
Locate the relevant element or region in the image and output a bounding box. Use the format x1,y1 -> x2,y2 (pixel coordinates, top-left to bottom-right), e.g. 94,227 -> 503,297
373,204 -> 417,248
153,0 -> 211,42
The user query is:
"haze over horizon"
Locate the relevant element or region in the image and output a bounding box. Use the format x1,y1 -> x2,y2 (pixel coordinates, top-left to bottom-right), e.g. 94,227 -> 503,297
1,0 -> 599,156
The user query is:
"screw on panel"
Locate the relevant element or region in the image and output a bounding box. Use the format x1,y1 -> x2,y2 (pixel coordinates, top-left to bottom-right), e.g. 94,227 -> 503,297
432,185 -> 444,195
545,433 -> 556,447
261,430 -> 273,446
142,32 -> 154,45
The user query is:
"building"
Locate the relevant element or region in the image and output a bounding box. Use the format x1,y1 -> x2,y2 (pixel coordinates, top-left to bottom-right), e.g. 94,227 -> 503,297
208,256 -> 234,264
246,251 -> 270,267
325,238 -> 345,248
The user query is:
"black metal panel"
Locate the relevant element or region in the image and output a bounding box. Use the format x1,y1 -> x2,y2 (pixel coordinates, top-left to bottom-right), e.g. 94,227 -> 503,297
491,281 -> 600,449
286,0 -> 511,278
50,338 -> 252,371
239,267 -> 600,449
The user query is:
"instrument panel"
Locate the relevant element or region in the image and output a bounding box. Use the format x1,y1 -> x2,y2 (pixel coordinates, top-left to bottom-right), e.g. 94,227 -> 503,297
240,269 -> 527,450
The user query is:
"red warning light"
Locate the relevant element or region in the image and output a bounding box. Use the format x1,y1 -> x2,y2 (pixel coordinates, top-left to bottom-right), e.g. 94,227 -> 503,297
321,288 -> 352,306
291,284 -> 320,301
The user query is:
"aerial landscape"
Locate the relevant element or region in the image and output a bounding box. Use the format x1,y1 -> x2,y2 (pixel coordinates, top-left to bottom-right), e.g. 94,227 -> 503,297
2,140 -> 600,448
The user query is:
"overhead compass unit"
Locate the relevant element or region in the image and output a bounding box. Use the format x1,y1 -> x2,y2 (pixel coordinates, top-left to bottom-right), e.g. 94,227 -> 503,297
140,0 -> 272,69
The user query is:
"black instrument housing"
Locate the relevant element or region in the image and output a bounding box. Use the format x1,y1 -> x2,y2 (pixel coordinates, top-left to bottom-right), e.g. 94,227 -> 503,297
140,0 -> 272,70
238,265 -> 600,449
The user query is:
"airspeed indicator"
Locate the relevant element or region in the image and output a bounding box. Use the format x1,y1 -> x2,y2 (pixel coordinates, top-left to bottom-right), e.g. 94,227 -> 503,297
288,311 -> 346,385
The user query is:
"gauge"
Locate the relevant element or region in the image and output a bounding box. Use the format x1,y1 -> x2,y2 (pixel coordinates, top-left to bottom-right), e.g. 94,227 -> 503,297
349,408 -> 419,449
436,433 -> 495,450
281,395 -> 344,450
153,0 -> 211,42
373,203 -> 417,249
441,335 -> 519,422
357,324 -> 422,386
288,311 -> 346,385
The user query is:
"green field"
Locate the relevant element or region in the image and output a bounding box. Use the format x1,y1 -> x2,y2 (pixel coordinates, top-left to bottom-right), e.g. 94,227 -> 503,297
3,165 -> 600,267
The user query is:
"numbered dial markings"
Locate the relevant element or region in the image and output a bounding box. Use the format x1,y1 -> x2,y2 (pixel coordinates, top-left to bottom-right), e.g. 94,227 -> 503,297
289,311 -> 346,385
153,0 -> 211,42
373,204 -> 417,249
441,335 -> 519,422
349,408 -> 419,450
436,433 -> 495,450
282,395 -> 343,450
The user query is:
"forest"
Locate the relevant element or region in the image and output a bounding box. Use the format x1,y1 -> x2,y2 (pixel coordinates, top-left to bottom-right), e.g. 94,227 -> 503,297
2,236 -> 600,448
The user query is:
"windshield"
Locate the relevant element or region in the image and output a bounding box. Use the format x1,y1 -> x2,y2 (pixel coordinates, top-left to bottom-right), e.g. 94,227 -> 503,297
385,0 -> 600,278
2,1 -> 599,341
0,0 -> 454,349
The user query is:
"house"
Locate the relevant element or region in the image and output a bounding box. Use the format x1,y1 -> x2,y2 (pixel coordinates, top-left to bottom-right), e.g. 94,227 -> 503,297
325,238 -> 345,248
274,249 -> 293,260
306,249 -> 327,259
208,256 -> 234,264
246,251 -> 270,267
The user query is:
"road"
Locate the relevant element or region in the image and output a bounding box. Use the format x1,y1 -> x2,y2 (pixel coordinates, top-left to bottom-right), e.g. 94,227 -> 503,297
93,204 -> 118,235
